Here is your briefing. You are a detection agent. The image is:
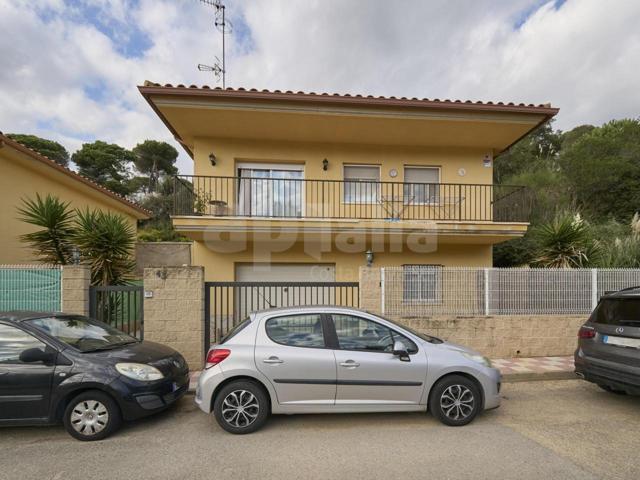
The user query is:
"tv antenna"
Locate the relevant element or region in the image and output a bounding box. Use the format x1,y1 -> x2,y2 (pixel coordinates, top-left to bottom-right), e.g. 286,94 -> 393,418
197,0 -> 233,88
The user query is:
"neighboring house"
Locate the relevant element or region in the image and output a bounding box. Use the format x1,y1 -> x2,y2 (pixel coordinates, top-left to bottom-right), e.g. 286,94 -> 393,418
139,82 -> 558,286
0,133 -> 149,264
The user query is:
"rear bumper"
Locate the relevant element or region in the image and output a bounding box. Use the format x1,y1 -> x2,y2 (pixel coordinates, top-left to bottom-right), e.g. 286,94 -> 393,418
109,370 -> 190,421
195,365 -> 225,413
575,351 -> 640,394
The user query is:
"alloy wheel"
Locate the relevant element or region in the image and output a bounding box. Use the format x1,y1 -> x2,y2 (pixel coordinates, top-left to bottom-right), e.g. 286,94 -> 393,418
221,390 -> 260,428
70,400 -> 110,436
439,384 -> 475,421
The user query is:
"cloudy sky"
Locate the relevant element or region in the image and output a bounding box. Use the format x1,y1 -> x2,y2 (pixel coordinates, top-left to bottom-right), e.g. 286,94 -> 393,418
1,0 -> 639,173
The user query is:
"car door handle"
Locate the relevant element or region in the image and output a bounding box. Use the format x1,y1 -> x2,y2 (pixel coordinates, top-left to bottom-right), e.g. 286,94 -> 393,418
263,356 -> 284,364
340,361 -> 360,368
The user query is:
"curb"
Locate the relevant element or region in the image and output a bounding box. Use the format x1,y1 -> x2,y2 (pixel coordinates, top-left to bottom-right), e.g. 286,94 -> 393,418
501,371 -> 577,383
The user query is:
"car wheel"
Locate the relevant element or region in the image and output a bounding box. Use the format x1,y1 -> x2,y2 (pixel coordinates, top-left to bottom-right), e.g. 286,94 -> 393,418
598,384 -> 627,395
213,380 -> 269,434
63,390 -> 122,441
429,375 -> 481,426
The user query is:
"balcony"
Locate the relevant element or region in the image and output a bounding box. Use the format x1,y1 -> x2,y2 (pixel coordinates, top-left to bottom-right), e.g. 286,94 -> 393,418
172,176 -> 531,223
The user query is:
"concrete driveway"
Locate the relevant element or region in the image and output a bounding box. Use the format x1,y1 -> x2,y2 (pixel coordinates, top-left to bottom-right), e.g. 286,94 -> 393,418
1,380 -> 638,480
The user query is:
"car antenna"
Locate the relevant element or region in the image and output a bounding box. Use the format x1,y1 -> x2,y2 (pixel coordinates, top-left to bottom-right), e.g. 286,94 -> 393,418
251,286 -> 274,309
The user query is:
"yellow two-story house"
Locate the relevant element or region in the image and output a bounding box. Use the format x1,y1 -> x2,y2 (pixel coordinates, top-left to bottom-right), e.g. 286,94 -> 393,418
140,82 -> 557,289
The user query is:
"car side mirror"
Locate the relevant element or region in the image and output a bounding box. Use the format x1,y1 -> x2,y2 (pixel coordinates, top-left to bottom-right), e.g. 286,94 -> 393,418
19,347 -> 55,364
392,340 -> 410,362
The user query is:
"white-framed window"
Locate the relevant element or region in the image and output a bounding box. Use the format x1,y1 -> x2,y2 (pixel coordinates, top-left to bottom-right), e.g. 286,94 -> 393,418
343,165 -> 380,203
403,166 -> 440,205
402,264 -> 442,303
236,163 -> 304,217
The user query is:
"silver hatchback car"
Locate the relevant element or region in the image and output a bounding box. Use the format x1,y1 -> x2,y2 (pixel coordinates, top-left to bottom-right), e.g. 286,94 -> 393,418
196,306 -> 500,433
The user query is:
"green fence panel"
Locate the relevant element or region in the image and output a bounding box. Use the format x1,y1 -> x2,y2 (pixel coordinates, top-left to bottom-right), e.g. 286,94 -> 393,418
0,266 -> 62,311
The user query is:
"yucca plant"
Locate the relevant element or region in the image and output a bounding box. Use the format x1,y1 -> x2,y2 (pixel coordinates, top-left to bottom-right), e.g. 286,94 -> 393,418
594,213 -> 640,267
73,209 -> 136,286
531,212 -> 598,268
16,194 -> 75,264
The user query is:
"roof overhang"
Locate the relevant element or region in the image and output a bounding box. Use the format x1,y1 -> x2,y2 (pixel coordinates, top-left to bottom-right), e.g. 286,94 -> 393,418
139,83 -> 559,159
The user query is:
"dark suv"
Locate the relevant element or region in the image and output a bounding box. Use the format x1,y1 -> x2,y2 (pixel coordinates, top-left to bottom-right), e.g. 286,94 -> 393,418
575,287 -> 640,395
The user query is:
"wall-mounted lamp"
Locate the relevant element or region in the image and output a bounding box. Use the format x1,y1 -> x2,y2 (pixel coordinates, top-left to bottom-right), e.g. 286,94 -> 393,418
209,153 -> 217,167
322,158 -> 329,171
365,249 -> 374,267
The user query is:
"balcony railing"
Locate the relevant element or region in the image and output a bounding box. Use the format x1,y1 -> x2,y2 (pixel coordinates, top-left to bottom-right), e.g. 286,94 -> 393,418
172,175 -> 531,223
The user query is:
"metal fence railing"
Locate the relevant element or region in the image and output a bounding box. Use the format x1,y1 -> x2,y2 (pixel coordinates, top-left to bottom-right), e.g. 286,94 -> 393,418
0,265 -> 62,312
382,267 -> 640,317
204,281 -> 359,347
90,285 -> 144,339
173,175 -> 531,223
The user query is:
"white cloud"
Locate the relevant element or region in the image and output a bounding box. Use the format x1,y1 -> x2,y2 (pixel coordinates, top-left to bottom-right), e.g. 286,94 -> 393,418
0,0 -> 639,176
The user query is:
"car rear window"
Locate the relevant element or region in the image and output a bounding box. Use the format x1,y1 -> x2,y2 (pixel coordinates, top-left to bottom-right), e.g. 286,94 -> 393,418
220,317 -> 251,344
592,298 -> 640,326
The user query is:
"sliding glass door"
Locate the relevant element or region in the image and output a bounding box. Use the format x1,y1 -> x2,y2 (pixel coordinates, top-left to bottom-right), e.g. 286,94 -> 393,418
237,165 -> 304,217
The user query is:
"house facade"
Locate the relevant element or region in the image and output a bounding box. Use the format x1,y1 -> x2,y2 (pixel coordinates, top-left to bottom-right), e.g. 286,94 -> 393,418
0,133 -> 149,265
140,83 -> 558,285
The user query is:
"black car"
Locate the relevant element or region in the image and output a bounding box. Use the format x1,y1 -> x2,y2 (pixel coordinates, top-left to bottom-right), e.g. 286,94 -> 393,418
575,287 -> 640,395
0,312 -> 189,441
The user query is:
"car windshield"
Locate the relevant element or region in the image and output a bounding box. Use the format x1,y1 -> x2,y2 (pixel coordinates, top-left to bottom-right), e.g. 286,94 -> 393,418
26,315 -> 138,352
376,314 -> 443,344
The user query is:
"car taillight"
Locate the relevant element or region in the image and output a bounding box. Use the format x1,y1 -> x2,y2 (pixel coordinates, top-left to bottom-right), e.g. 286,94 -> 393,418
205,348 -> 230,369
578,326 -> 596,339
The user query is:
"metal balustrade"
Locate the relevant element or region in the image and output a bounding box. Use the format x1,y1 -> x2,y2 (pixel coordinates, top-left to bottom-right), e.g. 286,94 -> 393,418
173,175 -> 531,223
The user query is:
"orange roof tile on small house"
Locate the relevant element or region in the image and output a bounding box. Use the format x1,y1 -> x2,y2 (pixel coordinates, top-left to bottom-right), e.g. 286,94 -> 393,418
0,132 -> 150,219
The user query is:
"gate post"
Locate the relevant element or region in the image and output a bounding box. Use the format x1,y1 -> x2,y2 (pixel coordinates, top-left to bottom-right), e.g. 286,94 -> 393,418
591,268 -> 598,310
359,267 -> 383,315
61,265 -> 91,316
143,266 -> 205,368
484,268 -> 490,316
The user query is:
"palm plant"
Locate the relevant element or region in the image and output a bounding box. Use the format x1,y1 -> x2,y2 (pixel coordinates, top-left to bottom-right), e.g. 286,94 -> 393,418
17,195 -> 137,286
16,194 -> 75,264
73,209 -> 136,285
531,212 -> 598,268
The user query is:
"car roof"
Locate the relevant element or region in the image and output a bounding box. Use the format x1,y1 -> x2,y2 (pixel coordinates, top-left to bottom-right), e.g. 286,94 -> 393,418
0,311 -> 65,323
251,305 -> 372,317
601,286 -> 640,299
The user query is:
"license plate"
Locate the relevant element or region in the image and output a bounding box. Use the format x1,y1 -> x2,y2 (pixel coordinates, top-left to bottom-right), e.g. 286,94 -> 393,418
602,335 -> 640,349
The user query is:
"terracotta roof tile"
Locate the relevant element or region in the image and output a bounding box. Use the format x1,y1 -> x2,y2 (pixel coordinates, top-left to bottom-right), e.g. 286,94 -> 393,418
140,81 -> 558,112
0,132 -> 151,218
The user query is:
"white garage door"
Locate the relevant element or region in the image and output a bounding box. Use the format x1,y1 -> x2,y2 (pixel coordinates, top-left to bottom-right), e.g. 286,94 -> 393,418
235,263 -> 337,313
235,263 -> 335,282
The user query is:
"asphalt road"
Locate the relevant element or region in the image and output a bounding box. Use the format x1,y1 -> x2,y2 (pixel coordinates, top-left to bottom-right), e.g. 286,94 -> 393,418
1,380 -> 639,480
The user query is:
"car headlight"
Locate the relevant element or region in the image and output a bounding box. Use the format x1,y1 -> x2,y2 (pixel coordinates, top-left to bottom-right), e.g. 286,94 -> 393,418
115,363 -> 164,381
461,352 -> 492,368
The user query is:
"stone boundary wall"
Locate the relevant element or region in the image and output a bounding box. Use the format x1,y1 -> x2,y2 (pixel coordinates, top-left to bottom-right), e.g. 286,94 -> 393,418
359,266 -> 585,358
387,315 -> 585,358
135,242 -> 192,277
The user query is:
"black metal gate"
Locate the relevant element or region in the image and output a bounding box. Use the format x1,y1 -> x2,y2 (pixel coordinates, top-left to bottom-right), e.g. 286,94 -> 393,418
89,285 -> 144,339
204,281 -> 359,349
